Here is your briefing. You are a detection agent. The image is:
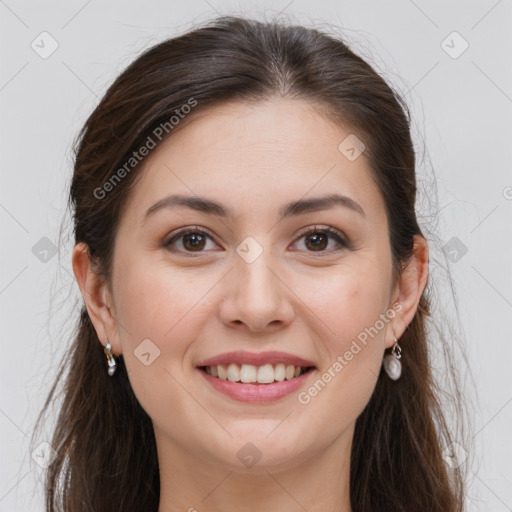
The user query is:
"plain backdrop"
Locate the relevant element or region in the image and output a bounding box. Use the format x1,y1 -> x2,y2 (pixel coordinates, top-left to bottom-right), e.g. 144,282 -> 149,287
1,0 -> 511,510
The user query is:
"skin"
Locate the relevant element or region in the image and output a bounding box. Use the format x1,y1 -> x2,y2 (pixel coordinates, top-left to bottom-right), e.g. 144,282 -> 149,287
73,97 -> 428,512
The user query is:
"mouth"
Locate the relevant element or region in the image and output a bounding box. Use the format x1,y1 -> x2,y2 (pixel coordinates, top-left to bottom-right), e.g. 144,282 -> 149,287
195,351 -> 317,402
198,363 -> 316,385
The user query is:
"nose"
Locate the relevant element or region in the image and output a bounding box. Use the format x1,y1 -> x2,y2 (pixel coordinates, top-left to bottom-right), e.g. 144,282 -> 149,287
219,248 -> 295,333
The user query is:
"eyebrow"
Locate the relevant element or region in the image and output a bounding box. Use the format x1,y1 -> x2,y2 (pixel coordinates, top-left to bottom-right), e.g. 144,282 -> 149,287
143,192 -> 365,224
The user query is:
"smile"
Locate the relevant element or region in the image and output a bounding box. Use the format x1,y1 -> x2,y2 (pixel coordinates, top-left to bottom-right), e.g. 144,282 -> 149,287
197,364 -> 316,403
200,363 -> 314,384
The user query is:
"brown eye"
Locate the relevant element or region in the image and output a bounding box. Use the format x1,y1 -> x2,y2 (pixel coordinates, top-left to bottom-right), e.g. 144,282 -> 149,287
304,232 -> 329,251
182,232 -> 207,251
164,227 -> 217,254
293,226 -> 349,253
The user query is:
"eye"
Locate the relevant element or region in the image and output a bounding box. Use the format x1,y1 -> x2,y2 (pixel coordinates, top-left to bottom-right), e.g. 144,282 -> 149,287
291,225 -> 350,254
163,225 -> 350,256
164,226 -> 219,255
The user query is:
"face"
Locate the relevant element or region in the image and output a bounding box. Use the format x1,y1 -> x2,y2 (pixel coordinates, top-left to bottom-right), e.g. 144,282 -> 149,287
102,98 -> 401,471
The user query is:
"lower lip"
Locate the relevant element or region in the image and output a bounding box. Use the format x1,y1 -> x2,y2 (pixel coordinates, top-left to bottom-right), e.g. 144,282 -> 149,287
198,368 -> 315,403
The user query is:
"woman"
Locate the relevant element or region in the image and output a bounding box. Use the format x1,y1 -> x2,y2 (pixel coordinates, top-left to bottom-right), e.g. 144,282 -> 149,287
33,15 -> 467,511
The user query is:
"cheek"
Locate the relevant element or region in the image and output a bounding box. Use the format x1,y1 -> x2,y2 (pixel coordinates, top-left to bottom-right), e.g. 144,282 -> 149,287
302,264 -> 391,348
297,263 -> 391,400
113,260 -> 224,400
112,264 -> 205,421
275,269 -> 392,462
115,260 -> 207,342
292,273 -> 389,428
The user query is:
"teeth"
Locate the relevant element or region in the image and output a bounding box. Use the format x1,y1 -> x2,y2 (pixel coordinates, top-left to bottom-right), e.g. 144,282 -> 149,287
257,364 -> 274,384
227,363 -> 240,382
240,364 -> 257,383
274,363 -> 286,382
204,363 -> 310,384
218,364 -> 228,380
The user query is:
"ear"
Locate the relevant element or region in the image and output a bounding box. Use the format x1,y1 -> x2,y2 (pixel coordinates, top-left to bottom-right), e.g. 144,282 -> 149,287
387,235 -> 429,348
71,242 -> 122,355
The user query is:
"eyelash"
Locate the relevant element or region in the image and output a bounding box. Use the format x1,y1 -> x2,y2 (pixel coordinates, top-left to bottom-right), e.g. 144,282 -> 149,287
163,225 -> 350,256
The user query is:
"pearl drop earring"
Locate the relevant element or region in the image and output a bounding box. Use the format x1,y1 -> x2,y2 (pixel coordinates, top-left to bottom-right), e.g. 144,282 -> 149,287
382,336 -> 402,380
104,339 -> 117,376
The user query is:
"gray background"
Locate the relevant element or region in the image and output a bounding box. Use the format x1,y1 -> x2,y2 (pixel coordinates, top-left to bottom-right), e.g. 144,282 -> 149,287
1,0 -> 511,510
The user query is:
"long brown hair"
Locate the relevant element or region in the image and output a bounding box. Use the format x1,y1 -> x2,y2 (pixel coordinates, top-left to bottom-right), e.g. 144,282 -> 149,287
31,15 -> 469,511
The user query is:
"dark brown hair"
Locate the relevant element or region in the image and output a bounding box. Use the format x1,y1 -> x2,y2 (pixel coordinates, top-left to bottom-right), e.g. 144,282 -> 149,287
32,15 -> 468,511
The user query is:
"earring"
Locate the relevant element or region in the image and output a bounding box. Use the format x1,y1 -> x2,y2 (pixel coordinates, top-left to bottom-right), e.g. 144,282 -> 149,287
383,336 -> 402,380
104,339 -> 117,376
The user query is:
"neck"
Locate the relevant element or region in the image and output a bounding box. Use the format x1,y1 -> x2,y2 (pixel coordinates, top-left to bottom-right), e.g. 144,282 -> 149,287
156,424 -> 354,512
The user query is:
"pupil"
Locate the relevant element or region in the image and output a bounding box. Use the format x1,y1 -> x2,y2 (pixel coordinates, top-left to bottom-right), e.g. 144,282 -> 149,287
307,233 -> 327,251
185,233 -> 205,250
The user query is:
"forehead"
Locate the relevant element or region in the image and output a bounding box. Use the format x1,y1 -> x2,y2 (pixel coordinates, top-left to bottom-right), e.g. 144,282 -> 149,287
120,98 -> 384,226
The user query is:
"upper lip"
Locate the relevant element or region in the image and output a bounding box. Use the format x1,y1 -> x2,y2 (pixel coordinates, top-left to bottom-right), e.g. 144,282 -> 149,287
196,351 -> 316,368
